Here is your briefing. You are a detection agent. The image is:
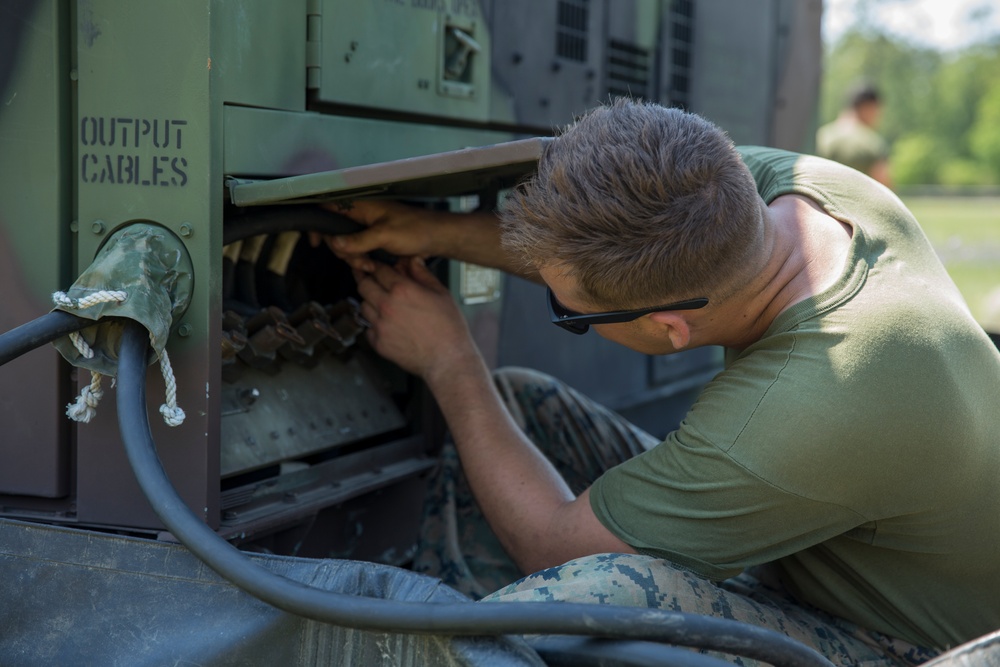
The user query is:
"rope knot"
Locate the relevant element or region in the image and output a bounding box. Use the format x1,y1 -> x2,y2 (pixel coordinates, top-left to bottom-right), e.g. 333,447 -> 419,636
66,372 -> 104,423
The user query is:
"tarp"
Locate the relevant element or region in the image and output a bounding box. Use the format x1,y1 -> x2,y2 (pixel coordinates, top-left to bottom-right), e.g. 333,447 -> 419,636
0,519 -> 543,666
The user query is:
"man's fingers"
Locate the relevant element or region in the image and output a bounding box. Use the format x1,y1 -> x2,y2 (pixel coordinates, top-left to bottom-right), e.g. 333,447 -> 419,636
359,299 -> 379,327
354,262 -> 406,307
322,199 -> 385,225
405,257 -> 446,292
325,227 -> 380,255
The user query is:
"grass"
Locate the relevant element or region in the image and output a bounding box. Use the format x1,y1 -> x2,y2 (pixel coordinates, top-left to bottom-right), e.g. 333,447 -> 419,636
901,196 -> 1000,331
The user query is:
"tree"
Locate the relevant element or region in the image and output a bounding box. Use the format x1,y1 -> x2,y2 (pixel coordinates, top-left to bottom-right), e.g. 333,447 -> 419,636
969,78 -> 1000,180
822,26 -> 1000,186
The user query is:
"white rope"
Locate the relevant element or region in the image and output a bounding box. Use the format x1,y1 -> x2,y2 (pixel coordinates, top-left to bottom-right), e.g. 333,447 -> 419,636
52,290 -> 127,310
66,371 -> 103,423
51,288 -> 184,427
157,347 -> 185,427
68,331 -> 95,359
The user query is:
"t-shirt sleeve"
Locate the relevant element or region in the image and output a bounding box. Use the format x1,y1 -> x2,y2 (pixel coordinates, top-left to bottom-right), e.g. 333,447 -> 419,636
588,341 -> 872,580
588,424 -> 863,580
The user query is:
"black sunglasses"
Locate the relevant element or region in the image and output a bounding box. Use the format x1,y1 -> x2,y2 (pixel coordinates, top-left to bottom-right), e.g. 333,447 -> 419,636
547,287 -> 709,335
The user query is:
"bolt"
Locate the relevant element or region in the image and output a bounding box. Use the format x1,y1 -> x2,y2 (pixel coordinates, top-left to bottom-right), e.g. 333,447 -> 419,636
91,220 -> 105,234
239,388 -> 260,407
179,223 -> 193,237
177,323 -> 193,337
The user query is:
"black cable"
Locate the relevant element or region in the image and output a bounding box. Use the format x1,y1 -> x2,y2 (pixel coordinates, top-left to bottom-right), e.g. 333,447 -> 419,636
222,206 -> 361,245
0,311 -> 90,367
224,205 -> 395,264
117,319 -> 834,667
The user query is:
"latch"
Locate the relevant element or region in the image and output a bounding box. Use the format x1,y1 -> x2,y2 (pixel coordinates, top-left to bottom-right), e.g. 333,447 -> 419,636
439,22 -> 480,98
444,27 -> 481,81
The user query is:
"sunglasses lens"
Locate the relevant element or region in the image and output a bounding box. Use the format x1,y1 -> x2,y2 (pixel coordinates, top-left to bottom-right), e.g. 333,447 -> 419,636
558,320 -> 589,335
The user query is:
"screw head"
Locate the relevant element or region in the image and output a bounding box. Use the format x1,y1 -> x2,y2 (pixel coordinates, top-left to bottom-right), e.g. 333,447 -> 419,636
179,223 -> 193,237
177,323 -> 193,337
91,220 -> 105,234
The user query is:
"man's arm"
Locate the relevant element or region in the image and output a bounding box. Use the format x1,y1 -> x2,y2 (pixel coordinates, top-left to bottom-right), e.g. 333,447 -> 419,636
318,200 -> 542,283
355,258 -> 632,573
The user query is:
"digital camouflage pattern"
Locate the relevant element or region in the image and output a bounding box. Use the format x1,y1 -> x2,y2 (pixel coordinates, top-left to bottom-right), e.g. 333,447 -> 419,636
414,367 -> 939,666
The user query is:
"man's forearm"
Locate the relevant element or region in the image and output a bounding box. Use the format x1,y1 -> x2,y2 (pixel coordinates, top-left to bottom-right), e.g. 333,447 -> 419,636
438,211 -> 542,283
424,351 -> 578,573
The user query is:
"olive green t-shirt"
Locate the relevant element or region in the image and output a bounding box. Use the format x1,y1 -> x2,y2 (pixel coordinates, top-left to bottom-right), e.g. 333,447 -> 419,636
589,147 -> 1000,649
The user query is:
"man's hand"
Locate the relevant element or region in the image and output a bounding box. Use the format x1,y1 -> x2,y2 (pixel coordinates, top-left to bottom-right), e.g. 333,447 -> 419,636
354,255 -> 632,574
353,256 -> 478,382
310,200 -> 447,273
310,199 -> 542,283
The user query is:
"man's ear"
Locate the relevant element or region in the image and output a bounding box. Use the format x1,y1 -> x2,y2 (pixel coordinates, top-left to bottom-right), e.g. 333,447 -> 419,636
648,311 -> 691,350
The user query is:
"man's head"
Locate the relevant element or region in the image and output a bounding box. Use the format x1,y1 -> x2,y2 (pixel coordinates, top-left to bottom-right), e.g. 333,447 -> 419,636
847,84 -> 882,128
500,99 -> 766,313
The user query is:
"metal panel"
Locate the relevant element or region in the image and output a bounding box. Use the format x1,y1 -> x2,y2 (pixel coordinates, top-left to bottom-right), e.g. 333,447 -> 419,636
74,0 -> 222,529
213,0 -> 307,111
658,0 -> 696,109
314,0 -> 491,123
605,0 -> 661,101
220,355 -> 406,477
222,105 -> 517,178
768,0 -> 823,151
227,138 -> 548,206
488,0 -> 606,130
686,0 -> 776,145
0,0 -> 71,497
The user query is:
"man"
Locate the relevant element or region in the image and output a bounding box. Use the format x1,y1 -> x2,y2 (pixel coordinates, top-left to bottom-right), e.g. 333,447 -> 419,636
318,100 -> 1000,665
817,84 -> 893,188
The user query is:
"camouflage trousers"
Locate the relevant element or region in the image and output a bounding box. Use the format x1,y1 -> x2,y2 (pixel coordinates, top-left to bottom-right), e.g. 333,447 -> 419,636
412,367 -> 939,667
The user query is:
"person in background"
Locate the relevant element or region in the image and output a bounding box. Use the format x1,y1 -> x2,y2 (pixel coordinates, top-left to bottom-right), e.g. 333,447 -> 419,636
817,83 -> 892,188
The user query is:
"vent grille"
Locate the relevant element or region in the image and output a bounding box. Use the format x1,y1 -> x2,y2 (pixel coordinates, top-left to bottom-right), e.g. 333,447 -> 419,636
668,0 -> 695,109
556,0 -> 589,62
606,39 -> 652,99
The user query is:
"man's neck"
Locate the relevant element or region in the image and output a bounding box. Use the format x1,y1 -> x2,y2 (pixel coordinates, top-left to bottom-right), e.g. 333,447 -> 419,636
704,195 -> 853,350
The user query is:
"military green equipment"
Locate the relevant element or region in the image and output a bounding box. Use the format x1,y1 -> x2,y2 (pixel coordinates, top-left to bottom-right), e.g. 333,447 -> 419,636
0,0 -> 834,663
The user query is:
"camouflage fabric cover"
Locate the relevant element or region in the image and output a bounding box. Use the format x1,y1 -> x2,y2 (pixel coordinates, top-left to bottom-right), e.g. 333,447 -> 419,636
50,223 -> 193,374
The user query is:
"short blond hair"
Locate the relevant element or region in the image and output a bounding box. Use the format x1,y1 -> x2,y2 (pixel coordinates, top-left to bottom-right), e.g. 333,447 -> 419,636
501,99 -> 765,308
